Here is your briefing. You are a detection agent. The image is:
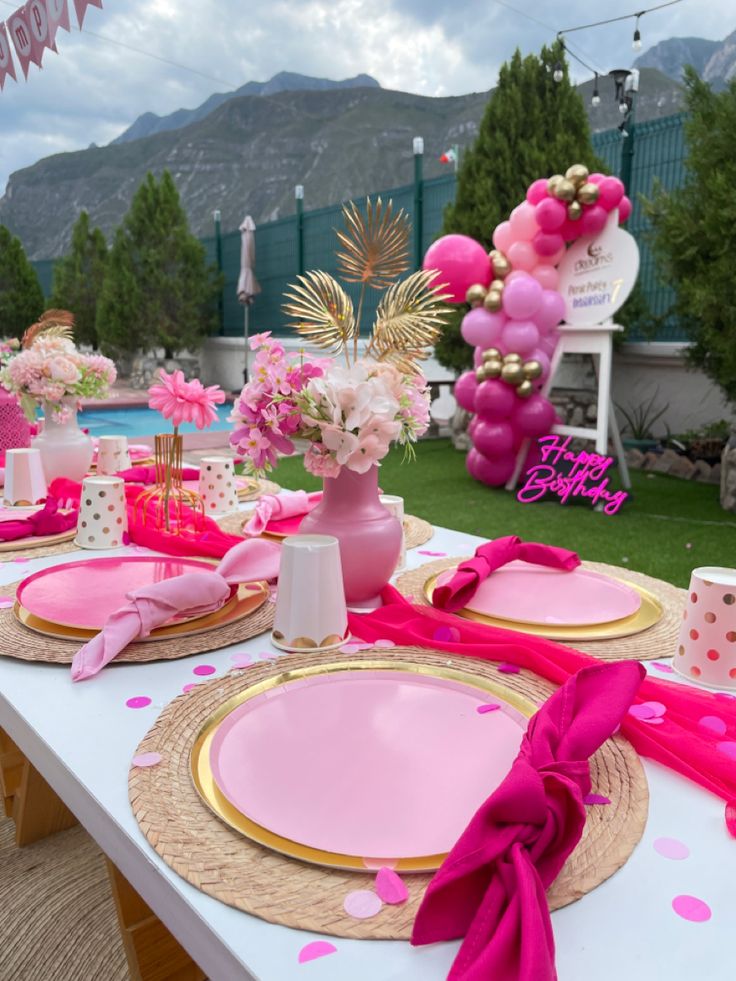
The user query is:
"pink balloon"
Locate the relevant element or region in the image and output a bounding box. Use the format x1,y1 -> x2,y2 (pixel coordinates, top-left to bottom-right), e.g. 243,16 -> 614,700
535,197 -> 566,232
501,273 -> 543,320
526,178 -> 549,205
475,378 -> 516,420
453,370 -> 478,412
423,234 -> 491,304
492,221 -> 513,253
619,195 -> 632,222
467,448 -> 515,487
535,244 -> 566,266
507,240 -> 538,272
538,334 -> 558,357
473,345 -> 484,367
501,319 -> 539,355
588,172 -> 606,185
461,307 -> 505,348
535,290 -> 566,332
504,270 -> 525,284
533,231 -> 565,257
473,419 -> 515,458
509,202 -> 539,242
560,218 -> 582,242
468,416 -> 481,439
514,395 -> 556,438
531,265 -> 559,290
579,204 -> 608,237
598,176 -> 625,211
528,349 -> 551,380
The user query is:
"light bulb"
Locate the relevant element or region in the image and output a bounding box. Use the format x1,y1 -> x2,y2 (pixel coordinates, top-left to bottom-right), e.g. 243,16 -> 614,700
591,90 -> 600,107
553,63 -> 563,83
633,29 -> 642,51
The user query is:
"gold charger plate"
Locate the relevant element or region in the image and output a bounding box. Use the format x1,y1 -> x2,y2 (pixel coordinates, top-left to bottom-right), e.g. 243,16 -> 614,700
0,527 -> 77,552
190,658 -> 537,874
13,581 -> 268,643
423,570 -> 663,641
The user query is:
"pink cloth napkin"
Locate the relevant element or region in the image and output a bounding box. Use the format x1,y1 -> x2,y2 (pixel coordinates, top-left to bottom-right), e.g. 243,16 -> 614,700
411,660 -> 644,981
0,497 -> 77,542
70,538 -> 280,681
243,490 -> 322,536
432,536 -> 580,613
117,465 -> 200,483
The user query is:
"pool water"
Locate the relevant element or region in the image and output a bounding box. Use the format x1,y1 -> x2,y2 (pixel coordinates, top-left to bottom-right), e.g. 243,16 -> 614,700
77,403 -> 234,439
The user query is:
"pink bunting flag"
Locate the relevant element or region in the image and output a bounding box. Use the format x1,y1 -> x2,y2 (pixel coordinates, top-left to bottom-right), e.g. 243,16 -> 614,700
26,0 -> 56,66
0,22 -> 18,88
73,0 -> 102,29
7,4 -> 34,77
45,0 -> 70,47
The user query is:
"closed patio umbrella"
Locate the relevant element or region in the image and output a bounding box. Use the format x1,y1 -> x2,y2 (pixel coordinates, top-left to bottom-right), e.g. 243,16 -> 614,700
237,215 -> 261,384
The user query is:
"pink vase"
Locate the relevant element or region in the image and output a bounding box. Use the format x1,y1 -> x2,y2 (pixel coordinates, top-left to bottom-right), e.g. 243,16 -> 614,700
0,386 -> 31,452
299,466 -> 402,610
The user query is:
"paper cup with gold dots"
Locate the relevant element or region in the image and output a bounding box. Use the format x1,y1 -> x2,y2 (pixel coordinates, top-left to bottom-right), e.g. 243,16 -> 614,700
97,435 -> 131,475
674,567 -> 736,688
75,476 -> 128,549
198,456 -> 239,515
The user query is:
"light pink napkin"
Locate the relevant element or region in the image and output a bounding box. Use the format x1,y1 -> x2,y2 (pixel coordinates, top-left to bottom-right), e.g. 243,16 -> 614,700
243,490 -> 321,536
70,538 -> 280,682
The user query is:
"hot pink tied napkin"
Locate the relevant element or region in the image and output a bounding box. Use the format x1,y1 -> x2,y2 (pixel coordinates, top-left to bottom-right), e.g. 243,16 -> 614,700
70,538 -> 280,681
432,536 -> 580,613
0,497 -> 77,542
117,465 -> 200,483
243,490 -> 322,536
411,660 -> 644,981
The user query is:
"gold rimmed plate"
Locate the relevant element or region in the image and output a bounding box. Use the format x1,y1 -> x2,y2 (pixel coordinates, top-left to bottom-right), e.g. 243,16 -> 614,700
191,658 -> 537,873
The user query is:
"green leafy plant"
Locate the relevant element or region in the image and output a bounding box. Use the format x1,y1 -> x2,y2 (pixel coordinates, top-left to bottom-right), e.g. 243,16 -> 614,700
50,211 -> 108,348
0,225 -> 44,339
615,389 -> 669,441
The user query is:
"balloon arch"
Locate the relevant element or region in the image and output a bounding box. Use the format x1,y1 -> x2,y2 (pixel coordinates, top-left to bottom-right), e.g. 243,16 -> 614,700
423,166 -> 631,486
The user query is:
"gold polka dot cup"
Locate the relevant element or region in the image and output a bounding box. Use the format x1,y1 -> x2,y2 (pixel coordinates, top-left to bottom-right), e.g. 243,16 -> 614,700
75,476 -> 128,549
198,456 -> 238,515
674,567 -> 736,688
97,435 -> 131,475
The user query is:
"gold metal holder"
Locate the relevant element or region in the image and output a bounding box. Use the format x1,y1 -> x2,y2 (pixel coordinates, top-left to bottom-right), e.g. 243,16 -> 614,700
134,433 -> 205,535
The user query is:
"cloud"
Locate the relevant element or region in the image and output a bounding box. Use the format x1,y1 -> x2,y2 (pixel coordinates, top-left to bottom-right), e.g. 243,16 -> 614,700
0,0 -> 733,194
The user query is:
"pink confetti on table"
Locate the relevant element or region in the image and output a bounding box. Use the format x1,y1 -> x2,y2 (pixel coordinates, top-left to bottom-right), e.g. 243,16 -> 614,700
122,532 -> 131,545
373,639 -> 396,649
699,715 -> 727,736
716,741 -> 736,760
182,683 -> 201,693
725,801 -> 736,839
12,556 -> 30,563
298,941 -> 337,964
477,703 -> 501,714
193,664 -> 216,677
497,663 -> 520,675
629,701 -> 666,723
132,752 -> 162,768
125,696 -> 151,709
672,894 -> 711,922
362,857 -> 398,870
230,652 -> 253,668
584,793 -> 611,805
418,550 -> 447,557
375,867 -> 409,905
433,625 -> 461,643
340,643 -> 373,654
0,598 -> 13,609
651,662 -> 675,674
343,890 -> 383,919
654,837 -> 690,860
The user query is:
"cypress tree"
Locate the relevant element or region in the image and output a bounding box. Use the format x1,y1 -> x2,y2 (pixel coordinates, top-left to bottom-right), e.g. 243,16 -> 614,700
0,226 -> 44,339
50,211 -> 108,348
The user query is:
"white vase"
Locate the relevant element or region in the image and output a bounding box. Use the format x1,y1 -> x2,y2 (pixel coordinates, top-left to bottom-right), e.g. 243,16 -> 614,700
32,399 -> 94,483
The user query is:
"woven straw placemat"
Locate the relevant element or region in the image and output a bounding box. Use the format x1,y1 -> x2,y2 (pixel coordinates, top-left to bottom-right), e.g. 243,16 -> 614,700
238,478 -> 280,502
218,509 -> 433,549
396,558 -> 685,662
0,579 -> 274,664
129,646 -> 648,940
0,538 -> 80,562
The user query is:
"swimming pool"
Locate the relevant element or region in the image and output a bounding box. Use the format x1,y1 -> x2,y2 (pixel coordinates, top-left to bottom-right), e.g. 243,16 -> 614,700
77,403 -> 234,439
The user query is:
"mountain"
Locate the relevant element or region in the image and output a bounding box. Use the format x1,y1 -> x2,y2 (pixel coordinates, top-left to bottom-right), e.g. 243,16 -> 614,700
634,29 -> 736,89
0,70 -> 682,260
111,71 -> 381,144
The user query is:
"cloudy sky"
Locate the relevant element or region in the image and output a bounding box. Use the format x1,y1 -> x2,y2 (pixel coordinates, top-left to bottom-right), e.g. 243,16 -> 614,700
0,0 -> 733,194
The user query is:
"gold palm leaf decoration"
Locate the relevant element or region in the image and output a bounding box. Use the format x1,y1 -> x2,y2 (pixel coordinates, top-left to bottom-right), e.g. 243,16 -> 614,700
283,270 -> 357,353
368,269 -> 452,372
22,309 -> 75,349
336,197 -> 411,289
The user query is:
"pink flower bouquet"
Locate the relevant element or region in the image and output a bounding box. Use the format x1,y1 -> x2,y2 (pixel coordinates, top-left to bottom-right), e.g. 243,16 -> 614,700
148,369 -> 226,431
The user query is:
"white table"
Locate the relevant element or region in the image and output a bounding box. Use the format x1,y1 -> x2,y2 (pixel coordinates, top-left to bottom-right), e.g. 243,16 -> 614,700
0,529 -> 732,981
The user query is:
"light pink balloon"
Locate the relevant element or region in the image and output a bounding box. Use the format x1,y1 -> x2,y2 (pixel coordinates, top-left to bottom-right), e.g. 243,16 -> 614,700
526,178 -> 549,205
598,176 -> 625,211
535,290 -> 566,332
501,273 -> 543,320
535,244 -> 566,266
475,379 -> 516,420
461,307 -> 504,348
531,265 -> 559,290
501,319 -> 540,355
619,195 -> 632,222
514,395 -> 556,438
423,234 -> 491,304
467,448 -> 515,487
473,419 -> 515,458
473,345 -> 484,367
538,334 -> 558,357
454,370 -> 478,412
507,240 -> 538,272
533,231 -> 565,257
579,204 -> 608,237
509,202 -> 539,242
588,172 -> 605,185
535,197 -> 567,232
492,220 -> 513,253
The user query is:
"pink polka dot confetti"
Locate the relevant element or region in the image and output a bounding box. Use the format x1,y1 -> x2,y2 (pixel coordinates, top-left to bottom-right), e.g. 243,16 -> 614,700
230,652 -> 253,668
477,703 -> 501,714
125,696 -> 151,709
182,683 -> 201,693
12,556 -> 30,563
375,867 -> 409,905
651,662 -> 675,674
362,857 -> 398,870
672,895 -> 711,923
122,532 -> 131,545
725,801 -> 736,839
653,837 -> 690,860
418,550 -> 447,557
433,625 -> 461,643
716,741 -> 736,760
0,598 -> 13,609
131,752 -> 162,768
699,715 -> 727,736
298,941 -> 337,964
343,889 -> 383,919
497,663 -> 520,674
340,643 -> 373,654
583,793 -> 611,805
373,639 -> 396,649
629,701 -> 666,723
193,664 -> 216,677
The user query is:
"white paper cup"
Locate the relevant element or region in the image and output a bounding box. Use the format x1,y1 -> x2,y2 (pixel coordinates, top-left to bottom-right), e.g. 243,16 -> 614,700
4,448 -> 47,506
97,435 -> 131,475
198,456 -> 239,514
380,494 -> 406,572
272,535 -> 349,652
674,567 -> 736,689
76,476 -> 127,549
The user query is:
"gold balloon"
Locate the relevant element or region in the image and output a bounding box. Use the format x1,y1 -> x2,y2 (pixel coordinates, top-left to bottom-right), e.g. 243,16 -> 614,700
565,164 -> 589,187
522,359 -> 543,380
490,278 -> 505,292
485,359 -> 503,379
577,181 -> 600,205
482,347 -> 501,361
516,380 -> 534,398
547,174 -> 564,194
491,255 -> 511,278
554,178 -> 576,202
475,365 -> 489,382
503,353 -> 522,364
567,200 -> 583,221
466,283 -> 487,307
501,362 -> 524,385
483,289 -> 503,312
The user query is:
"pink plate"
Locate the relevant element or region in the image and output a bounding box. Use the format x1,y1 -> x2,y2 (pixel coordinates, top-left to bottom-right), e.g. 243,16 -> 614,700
438,560 -> 640,627
17,556 -> 229,630
209,668 -> 528,859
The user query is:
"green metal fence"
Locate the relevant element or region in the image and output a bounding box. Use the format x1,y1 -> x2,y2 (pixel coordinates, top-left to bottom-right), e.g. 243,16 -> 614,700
32,113 -> 689,342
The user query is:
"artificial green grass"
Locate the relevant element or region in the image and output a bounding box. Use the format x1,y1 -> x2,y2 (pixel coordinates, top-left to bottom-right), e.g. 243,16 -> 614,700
263,438 -> 736,588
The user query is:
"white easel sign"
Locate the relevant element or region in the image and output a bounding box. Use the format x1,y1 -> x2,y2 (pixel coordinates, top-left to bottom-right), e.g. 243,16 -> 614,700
556,210 -> 640,326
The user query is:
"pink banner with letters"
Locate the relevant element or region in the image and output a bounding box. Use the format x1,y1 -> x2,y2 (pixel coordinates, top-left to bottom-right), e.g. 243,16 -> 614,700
0,22 -> 17,88
46,0 -> 70,47
7,4 -> 34,78
73,0 -> 102,30
1,0 -> 100,87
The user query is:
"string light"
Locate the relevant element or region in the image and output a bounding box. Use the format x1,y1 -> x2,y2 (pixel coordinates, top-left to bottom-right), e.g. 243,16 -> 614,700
633,15 -> 643,50
553,62 -> 564,82
591,72 -> 601,106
